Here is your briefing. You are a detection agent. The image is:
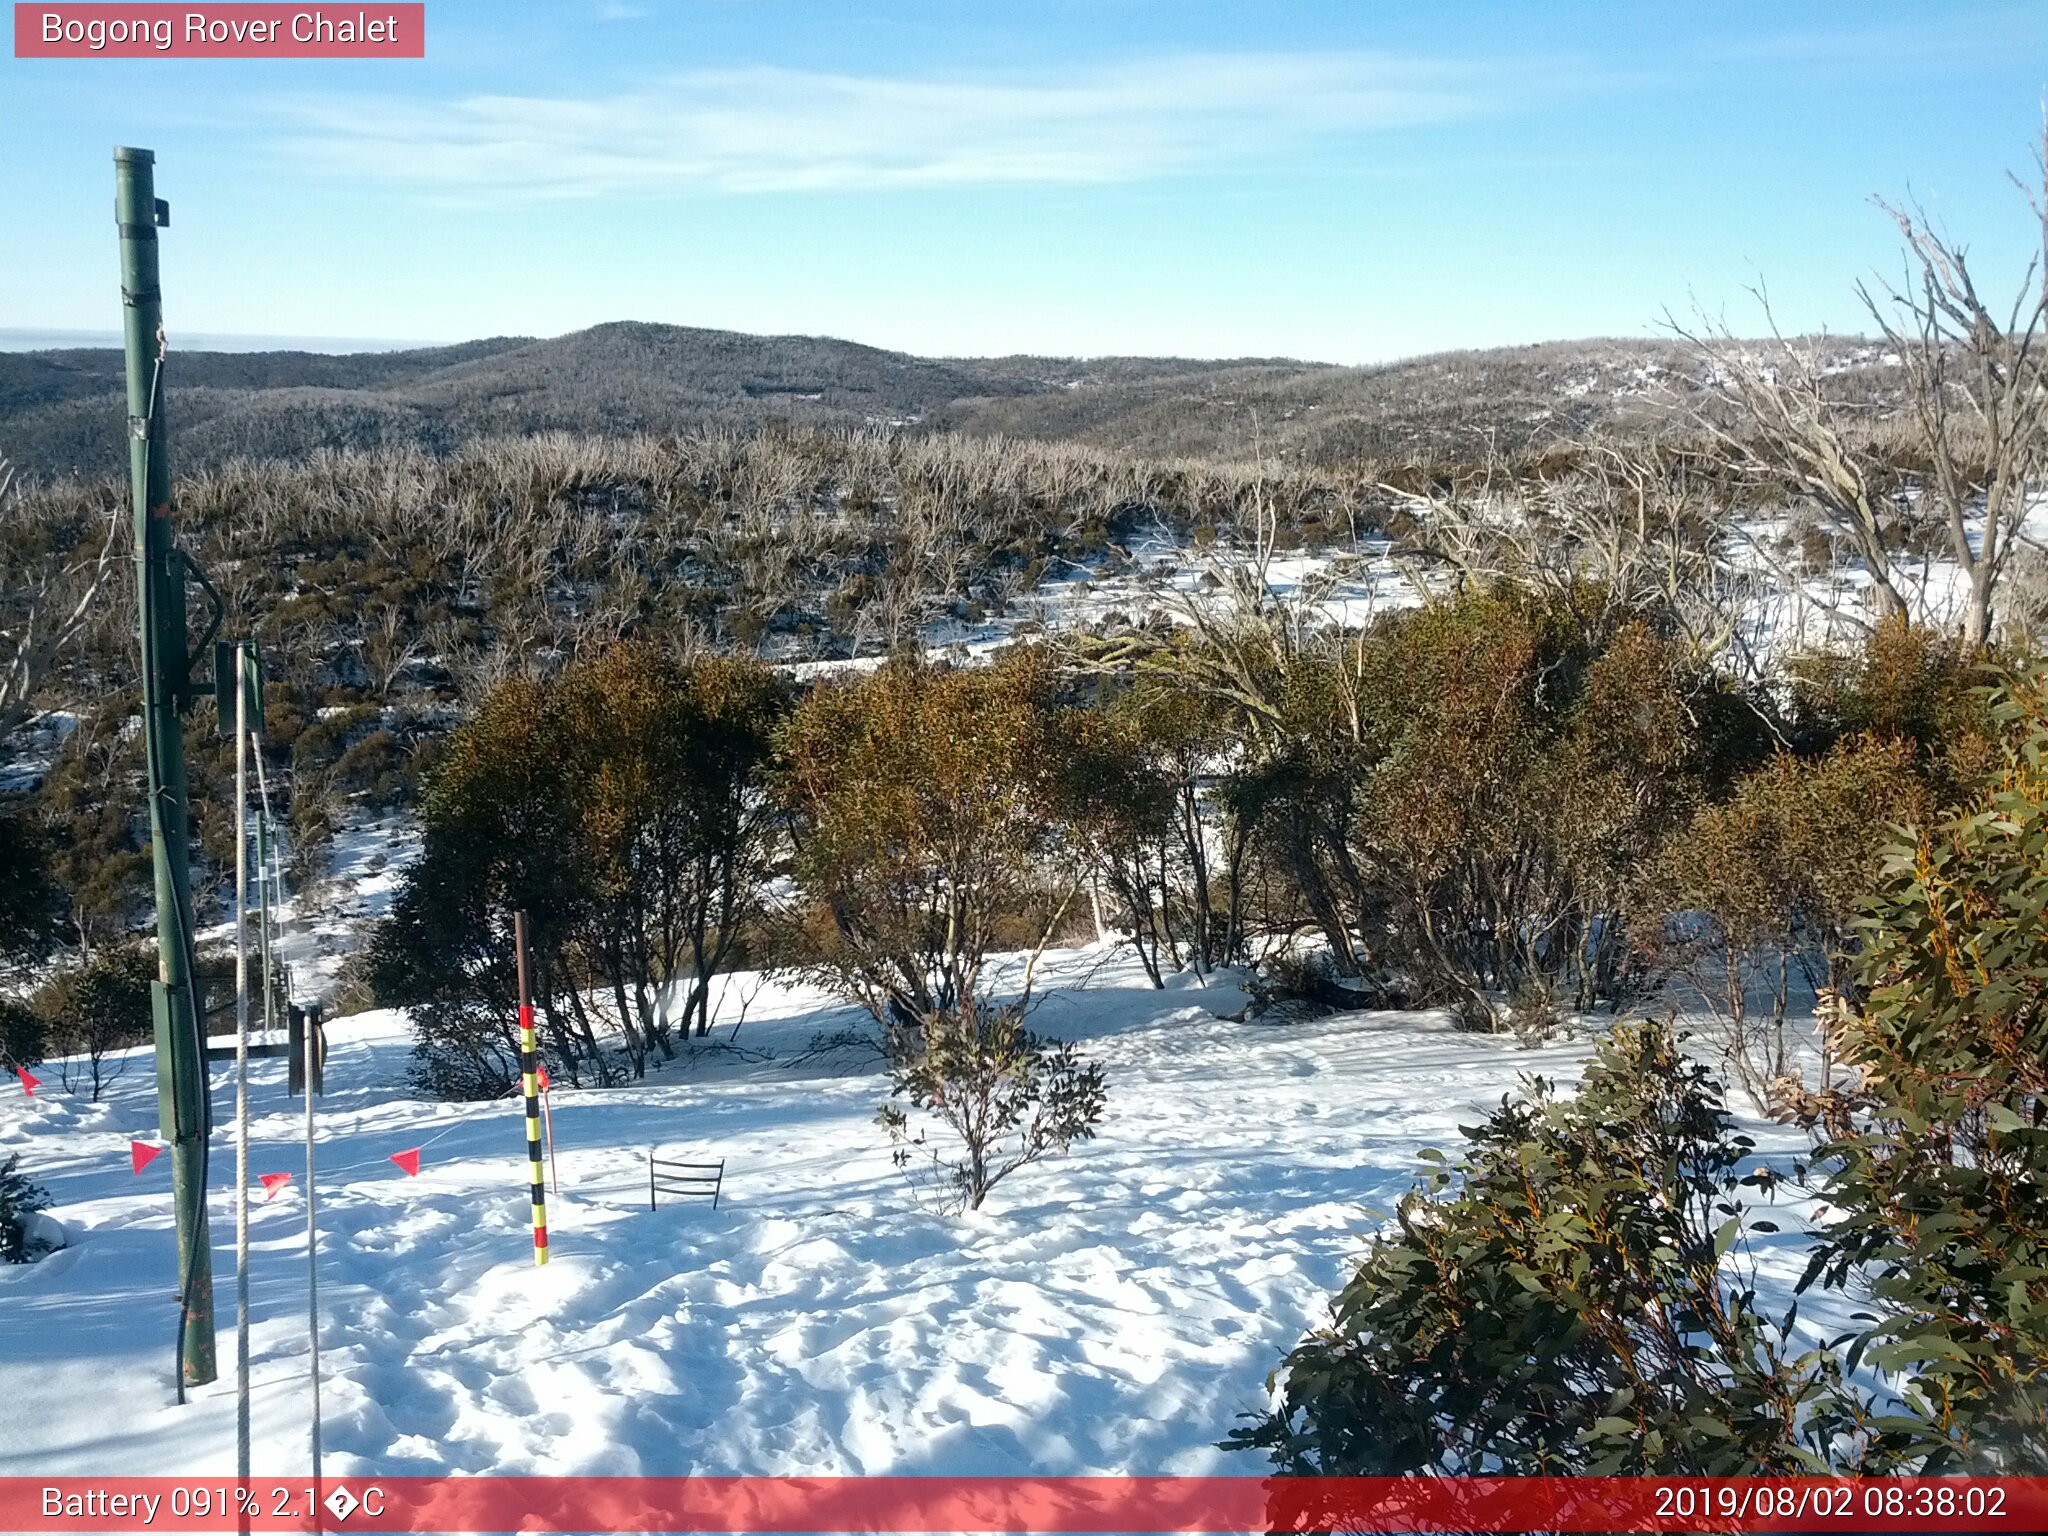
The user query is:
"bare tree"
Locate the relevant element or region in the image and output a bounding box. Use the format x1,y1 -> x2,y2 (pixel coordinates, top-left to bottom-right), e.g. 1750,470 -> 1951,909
362,601 -> 427,698
1858,169 -> 2048,647
1376,446 -> 1756,666
1671,305 -> 1914,633
1082,463 -> 1355,757
1674,140 -> 2048,649
0,457 -> 122,748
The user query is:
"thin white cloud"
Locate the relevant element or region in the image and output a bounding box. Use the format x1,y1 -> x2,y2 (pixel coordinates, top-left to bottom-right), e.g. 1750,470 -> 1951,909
274,53 -> 1521,200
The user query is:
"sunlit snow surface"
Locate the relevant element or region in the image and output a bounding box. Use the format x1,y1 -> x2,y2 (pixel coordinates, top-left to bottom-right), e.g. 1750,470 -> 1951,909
782,493 -> 2048,683
0,937 -> 1856,1478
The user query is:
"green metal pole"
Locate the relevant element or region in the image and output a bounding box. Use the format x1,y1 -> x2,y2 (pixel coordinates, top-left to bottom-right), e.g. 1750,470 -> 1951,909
118,145 -> 217,1393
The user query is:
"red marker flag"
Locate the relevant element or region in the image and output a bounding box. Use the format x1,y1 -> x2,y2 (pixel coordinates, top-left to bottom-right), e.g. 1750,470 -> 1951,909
259,1172 -> 293,1200
131,1140 -> 164,1174
389,1148 -> 421,1177
14,1067 -> 39,1097
537,1064 -> 551,1093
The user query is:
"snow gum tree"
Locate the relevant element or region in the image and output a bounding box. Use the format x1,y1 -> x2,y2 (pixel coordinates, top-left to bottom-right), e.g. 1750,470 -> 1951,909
557,647 -> 784,1046
372,644 -> 783,1095
1052,683 -> 1240,985
1680,147 -> 2048,650
1798,663 -> 2048,1470
1227,1020 -> 1885,1477
781,650 -> 1106,1210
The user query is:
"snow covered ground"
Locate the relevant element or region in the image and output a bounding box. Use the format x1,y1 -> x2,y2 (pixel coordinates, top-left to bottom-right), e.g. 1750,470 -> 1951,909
779,530 -> 1421,681
0,707 -> 78,794
2,495 -> 1912,1481
782,488 -> 2048,685
0,941 -> 1854,1481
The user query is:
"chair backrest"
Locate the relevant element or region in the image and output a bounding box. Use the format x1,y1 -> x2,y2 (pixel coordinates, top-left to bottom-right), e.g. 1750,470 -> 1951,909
649,1153 -> 725,1210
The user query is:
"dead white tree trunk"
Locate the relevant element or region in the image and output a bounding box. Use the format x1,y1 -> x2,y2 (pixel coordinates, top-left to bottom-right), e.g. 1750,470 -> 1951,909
1674,134 -> 2048,649
0,457 -> 122,748
1672,306 -> 1912,633
1860,161 -> 2048,648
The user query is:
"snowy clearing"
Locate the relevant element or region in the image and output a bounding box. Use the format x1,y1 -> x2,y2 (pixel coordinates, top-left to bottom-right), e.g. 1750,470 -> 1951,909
0,946 -> 1856,1479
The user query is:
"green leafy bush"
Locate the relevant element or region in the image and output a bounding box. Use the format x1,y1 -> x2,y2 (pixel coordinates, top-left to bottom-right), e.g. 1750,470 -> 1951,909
0,995 -> 44,1072
0,1153 -> 51,1264
878,1004 -> 1107,1213
1800,665 -> 2048,1470
1227,1021 -> 1874,1475
0,810 -> 64,971
36,943 -> 153,1101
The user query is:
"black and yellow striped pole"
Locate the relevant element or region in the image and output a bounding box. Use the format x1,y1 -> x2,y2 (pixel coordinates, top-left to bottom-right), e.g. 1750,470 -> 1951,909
513,911 -> 549,1266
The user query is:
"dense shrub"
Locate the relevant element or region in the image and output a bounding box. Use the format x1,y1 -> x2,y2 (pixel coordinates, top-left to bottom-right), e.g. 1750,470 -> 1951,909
372,646 -> 783,1094
1797,665 -> 2048,1470
24,692 -> 310,952
0,1153 -> 52,1264
1785,618 -> 1996,796
1220,589 -> 1750,1026
784,652 -> 1110,1207
329,728 -> 410,800
30,703 -> 154,949
1226,1020 -> 1877,1475
1634,622 -> 1998,1110
1636,734 -> 1940,1110
782,651 -> 1079,1040
36,943 -> 153,1101
1238,666 -> 2048,1480
0,810 -> 63,972
0,995 -> 44,1073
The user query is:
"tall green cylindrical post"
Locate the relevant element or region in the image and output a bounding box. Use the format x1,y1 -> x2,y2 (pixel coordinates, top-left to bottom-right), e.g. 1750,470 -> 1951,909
118,145 -> 217,1392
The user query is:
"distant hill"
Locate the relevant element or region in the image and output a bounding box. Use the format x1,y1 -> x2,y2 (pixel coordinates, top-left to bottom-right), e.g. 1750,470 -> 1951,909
0,337 -> 536,478
0,323 -> 1151,478
931,337 -> 1911,466
0,321 -> 1896,480
0,327 -> 434,353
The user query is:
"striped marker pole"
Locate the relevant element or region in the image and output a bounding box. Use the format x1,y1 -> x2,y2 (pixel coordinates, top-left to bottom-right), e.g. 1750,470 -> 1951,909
514,910 -> 548,1266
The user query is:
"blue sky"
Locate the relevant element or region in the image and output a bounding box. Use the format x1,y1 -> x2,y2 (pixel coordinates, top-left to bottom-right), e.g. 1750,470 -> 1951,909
4,1 -> 2047,362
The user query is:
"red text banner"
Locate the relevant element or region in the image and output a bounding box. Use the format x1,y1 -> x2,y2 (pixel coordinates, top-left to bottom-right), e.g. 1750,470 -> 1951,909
6,1476 -> 2048,1533
14,5 -> 425,58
